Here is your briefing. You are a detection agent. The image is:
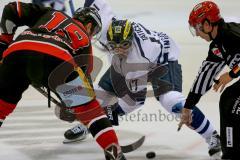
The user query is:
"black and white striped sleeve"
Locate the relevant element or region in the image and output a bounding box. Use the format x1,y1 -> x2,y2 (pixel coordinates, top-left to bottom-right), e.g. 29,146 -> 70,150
190,60 -> 226,95
184,60 -> 225,109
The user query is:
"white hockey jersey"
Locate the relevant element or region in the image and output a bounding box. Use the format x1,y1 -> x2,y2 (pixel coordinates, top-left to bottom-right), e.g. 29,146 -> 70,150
85,0 -> 180,92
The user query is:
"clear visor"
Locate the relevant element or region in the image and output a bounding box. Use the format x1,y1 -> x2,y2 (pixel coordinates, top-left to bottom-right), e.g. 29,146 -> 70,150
91,25 -> 102,44
107,40 -> 132,50
107,40 -> 132,55
189,24 -> 203,36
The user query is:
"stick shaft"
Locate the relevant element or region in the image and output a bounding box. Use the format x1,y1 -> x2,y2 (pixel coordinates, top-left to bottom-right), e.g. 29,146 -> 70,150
69,0 -> 75,15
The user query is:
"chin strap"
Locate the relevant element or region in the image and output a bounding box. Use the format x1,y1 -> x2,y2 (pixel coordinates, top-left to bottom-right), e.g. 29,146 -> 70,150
208,25 -> 214,40
203,20 -> 215,41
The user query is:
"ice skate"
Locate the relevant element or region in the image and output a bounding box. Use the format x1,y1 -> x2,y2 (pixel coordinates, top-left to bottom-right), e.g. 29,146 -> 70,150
63,124 -> 89,144
206,131 -> 221,160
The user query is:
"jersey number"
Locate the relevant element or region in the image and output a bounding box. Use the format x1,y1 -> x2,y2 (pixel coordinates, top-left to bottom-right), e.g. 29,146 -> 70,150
40,12 -> 88,49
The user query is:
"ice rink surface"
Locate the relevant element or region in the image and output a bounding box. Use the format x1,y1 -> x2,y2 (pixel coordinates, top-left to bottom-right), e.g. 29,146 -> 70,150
0,0 -> 240,159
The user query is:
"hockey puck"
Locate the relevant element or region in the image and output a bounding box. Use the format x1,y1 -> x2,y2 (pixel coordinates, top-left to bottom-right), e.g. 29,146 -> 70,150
146,151 -> 156,159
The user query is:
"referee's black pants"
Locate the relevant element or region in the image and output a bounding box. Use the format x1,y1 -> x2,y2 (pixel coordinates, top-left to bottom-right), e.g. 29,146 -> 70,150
219,80 -> 240,159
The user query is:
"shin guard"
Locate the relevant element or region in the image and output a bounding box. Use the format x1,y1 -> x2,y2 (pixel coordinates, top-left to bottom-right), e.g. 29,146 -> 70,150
73,99 -> 119,150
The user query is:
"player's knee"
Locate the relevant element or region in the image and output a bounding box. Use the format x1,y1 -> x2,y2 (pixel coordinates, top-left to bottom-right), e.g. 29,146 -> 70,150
159,91 -> 185,113
73,99 -> 106,125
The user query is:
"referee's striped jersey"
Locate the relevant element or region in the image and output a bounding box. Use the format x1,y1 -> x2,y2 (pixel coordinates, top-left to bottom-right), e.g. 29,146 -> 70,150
185,20 -> 240,109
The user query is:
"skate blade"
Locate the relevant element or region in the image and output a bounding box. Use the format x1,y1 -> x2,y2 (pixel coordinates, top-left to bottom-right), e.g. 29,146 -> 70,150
63,135 -> 88,144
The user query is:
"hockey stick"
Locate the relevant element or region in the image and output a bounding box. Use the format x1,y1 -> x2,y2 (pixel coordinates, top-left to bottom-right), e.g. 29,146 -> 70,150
68,0 -> 75,15
121,135 -> 145,153
63,134 -> 145,153
33,86 -> 62,107
34,86 -> 145,153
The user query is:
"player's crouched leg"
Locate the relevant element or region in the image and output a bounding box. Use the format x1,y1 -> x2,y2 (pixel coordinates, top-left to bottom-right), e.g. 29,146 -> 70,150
219,82 -> 240,160
159,91 -> 221,158
72,99 -> 126,160
63,103 -> 120,144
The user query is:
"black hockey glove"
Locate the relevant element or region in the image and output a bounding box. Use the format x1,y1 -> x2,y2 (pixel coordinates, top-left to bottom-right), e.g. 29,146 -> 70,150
55,105 -> 76,123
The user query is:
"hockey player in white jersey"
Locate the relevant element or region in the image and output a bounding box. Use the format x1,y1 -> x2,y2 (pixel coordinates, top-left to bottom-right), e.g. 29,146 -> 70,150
63,0 -> 221,158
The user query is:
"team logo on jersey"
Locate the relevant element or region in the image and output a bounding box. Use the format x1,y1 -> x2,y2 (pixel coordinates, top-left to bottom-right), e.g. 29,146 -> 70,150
62,86 -> 83,97
114,26 -> 122,33
212,47 -> 223,58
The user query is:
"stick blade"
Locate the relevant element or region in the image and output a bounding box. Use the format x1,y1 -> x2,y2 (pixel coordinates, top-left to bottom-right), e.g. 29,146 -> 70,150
121,135 -> 145,153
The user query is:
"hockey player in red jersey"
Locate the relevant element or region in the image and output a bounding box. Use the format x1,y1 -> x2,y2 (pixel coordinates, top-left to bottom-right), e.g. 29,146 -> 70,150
0,2 -> 125,160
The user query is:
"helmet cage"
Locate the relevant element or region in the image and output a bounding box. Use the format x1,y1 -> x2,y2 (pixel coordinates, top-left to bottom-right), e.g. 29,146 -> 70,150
73,7 -> 102,40
106,19 -> 133,52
